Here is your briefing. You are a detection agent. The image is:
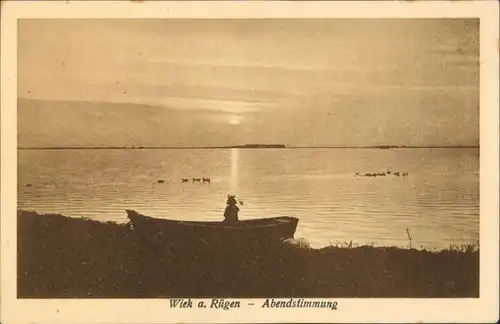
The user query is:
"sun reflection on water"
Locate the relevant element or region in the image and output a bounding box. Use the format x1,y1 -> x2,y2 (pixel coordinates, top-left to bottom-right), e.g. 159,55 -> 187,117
230,148 -> 239,194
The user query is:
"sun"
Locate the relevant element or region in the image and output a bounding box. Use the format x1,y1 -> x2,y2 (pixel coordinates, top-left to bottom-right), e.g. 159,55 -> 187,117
228,115 -> 242,125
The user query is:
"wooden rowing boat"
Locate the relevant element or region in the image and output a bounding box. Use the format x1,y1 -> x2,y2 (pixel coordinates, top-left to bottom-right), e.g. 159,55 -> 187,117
126,209 -> 299,248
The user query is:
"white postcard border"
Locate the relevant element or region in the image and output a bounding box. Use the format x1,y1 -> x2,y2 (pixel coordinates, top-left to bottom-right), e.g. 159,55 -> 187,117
1,1 -> 499,323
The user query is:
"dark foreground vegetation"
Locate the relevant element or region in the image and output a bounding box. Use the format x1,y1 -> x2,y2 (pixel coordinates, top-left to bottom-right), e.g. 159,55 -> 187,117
18,210 -> 479,298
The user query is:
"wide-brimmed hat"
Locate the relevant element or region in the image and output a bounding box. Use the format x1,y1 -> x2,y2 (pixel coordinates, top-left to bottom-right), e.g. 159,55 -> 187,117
226,195 -> 237,204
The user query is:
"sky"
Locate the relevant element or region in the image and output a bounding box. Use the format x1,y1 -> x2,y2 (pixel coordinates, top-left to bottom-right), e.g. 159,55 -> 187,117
18,19 -> 479,148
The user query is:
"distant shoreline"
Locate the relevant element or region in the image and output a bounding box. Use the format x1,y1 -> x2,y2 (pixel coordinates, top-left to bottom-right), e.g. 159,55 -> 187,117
18,145 -> 479,150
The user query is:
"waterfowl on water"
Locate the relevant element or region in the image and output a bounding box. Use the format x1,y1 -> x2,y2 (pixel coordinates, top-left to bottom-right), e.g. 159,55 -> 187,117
364,172 -> 385,177
356,170 -> 407,178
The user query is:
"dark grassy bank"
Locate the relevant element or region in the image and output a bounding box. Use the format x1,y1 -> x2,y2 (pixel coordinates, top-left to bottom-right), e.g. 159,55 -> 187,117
18,210 -> 479,298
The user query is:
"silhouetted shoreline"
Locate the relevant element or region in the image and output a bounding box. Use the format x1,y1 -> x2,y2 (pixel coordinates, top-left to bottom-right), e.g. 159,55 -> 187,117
18,210 -> 479,298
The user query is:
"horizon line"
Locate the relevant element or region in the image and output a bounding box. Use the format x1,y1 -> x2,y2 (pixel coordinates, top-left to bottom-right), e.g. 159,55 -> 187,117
17,145 -> 480,150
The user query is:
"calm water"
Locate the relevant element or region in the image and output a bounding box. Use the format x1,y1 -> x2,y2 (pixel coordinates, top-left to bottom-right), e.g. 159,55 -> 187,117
18,148 -> 479,249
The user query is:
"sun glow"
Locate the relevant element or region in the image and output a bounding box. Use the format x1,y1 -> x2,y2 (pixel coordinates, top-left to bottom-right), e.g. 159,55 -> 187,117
228,115 -> 242,125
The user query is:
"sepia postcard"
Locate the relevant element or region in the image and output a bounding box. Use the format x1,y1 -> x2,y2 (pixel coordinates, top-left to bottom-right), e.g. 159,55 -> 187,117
1,1 -> 499,323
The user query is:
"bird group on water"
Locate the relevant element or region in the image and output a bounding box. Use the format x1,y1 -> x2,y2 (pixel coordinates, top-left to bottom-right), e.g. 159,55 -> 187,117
24,170 -> 409,188
184,177 -> 211,183
157,177 -> 211,184
355,170 -> 408,178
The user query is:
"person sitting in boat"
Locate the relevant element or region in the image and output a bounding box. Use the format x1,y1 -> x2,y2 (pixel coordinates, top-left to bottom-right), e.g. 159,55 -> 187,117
223,195 -> 239,224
